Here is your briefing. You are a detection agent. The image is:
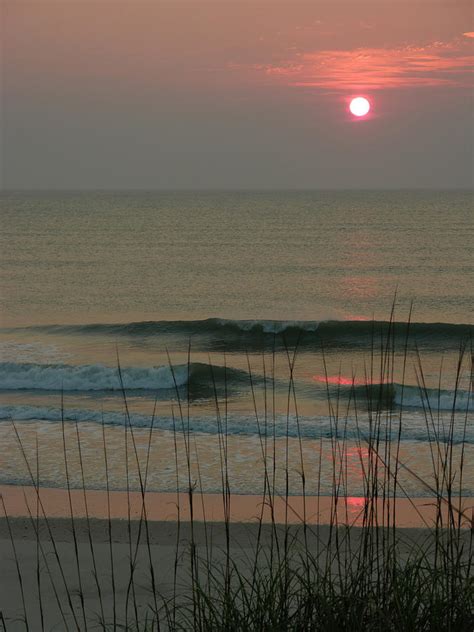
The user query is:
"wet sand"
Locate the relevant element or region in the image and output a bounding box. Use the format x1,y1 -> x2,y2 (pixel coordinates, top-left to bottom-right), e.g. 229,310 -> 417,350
1,483 -> 472,528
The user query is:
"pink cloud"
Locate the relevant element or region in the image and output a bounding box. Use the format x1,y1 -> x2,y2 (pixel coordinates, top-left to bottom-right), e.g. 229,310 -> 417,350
246,39 -> 473,91
463,32 -> 474,38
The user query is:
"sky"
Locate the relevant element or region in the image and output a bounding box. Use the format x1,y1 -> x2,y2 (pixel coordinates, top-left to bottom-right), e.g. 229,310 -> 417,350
1,0 -> 473,190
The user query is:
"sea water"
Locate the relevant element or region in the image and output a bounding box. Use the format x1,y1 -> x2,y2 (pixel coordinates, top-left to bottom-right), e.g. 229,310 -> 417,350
0,190 -> 472,497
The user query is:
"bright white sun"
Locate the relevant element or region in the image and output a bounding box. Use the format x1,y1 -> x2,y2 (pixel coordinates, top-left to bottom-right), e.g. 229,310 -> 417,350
349,97 -> 370,117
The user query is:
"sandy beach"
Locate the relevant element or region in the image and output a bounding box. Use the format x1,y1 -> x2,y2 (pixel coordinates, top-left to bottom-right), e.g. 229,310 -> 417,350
1,483 -> 472,630
1,516 -> 472,631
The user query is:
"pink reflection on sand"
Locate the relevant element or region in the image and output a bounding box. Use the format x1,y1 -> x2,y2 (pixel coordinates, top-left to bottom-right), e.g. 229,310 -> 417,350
2,485 -> 471,529
346,496 -> 366,512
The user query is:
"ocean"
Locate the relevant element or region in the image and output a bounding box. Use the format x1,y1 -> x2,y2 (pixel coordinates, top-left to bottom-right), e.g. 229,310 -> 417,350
0,190 -> 472,498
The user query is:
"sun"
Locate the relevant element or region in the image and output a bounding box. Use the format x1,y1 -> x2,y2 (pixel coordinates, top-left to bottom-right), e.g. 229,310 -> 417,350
349,97 -> 370,117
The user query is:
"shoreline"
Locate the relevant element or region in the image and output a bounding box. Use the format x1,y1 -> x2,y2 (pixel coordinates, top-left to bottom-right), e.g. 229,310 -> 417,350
1,484 -> 472,529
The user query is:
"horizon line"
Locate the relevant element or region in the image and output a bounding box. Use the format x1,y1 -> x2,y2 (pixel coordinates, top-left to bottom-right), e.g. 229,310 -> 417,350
1,186 -> 473,194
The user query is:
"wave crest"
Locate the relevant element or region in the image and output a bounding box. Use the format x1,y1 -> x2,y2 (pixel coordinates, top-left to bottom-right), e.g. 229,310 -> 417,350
0,361 -> 248,392
18,318 -> 472,349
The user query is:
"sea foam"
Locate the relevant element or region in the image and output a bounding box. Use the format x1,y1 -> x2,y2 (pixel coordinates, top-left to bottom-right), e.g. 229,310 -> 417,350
0,361 -> 248,392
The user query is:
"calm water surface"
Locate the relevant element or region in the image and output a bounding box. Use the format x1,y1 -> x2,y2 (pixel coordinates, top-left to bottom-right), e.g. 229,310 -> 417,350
1,190 -> 472,325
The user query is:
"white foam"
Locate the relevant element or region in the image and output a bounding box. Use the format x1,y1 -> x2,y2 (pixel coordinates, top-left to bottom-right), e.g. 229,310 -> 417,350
0,362 -> 189,391
215,319 -> 322,334
394,384 -> 471,412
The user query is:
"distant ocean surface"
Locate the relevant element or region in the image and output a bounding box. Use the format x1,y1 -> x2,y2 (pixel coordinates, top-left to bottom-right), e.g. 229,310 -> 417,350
0,190 -> 472,497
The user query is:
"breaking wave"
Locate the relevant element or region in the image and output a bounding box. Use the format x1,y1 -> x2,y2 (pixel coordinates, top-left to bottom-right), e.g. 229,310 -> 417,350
0,361 -> 249,392
313,378 -> 472,412
393,384 -> 471,412
13,318 -> 471,350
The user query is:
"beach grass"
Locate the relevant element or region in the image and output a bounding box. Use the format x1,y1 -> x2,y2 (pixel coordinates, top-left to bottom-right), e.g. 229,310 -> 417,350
0,314 -> 473,631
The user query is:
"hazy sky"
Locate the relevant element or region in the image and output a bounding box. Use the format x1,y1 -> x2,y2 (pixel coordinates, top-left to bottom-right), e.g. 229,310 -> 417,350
2,0 -> 473,189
